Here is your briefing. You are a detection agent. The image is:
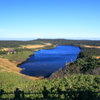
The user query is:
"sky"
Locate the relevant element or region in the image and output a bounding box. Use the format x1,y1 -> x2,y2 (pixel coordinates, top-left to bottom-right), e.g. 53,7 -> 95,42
0,0 -> 100,40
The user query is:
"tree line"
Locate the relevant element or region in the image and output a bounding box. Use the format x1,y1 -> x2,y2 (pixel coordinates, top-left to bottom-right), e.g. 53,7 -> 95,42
0,39 -> 100,48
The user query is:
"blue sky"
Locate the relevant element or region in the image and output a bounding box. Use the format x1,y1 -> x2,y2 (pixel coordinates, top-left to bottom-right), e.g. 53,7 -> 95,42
0,0 -> 100,40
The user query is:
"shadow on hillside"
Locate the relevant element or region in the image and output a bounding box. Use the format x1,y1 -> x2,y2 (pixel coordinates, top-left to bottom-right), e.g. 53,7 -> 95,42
0,87 -> 100,100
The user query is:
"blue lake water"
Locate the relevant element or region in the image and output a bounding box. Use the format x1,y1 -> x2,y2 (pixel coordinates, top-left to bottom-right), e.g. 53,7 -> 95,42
19,45 -> 81,78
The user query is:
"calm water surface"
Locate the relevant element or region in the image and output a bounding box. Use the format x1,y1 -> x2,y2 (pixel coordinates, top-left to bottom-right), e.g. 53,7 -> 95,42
20,45 -> 81,77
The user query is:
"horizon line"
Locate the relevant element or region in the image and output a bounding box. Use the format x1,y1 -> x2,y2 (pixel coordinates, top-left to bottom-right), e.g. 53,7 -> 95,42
0,38 -> 100,41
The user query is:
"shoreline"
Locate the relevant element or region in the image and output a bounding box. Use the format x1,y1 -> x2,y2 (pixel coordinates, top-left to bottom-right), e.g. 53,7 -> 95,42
16,45 -> 82,78
17,53 -> 34,67
1,44 -> 94,79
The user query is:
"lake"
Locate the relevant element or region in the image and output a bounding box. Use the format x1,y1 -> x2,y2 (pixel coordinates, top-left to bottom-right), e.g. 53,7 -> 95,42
19,45 -> 81,78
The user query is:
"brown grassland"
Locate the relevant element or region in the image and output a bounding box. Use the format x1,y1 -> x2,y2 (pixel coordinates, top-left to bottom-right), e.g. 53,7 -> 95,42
0,58 -> 38,80
20,43 -> 52,49
83,45 -> 100,48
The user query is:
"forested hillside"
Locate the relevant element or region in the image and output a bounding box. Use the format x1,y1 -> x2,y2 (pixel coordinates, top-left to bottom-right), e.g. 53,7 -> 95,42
1,66 -> 100,100
0,39 -> 100,47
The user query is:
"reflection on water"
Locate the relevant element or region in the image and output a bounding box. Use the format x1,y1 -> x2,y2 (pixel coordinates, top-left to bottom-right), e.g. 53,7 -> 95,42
19,45 -> 81,77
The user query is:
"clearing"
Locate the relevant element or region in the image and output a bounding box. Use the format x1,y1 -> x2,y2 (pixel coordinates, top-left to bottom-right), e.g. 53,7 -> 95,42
83,45 -> 100,49
20,43 -> 52,49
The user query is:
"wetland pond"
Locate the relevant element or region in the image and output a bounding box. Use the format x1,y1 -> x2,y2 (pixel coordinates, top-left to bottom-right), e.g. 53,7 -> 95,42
19,45 -> 81,78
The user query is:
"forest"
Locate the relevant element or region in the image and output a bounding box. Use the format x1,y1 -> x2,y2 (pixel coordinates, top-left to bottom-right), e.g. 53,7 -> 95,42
0,39 -> 100,47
